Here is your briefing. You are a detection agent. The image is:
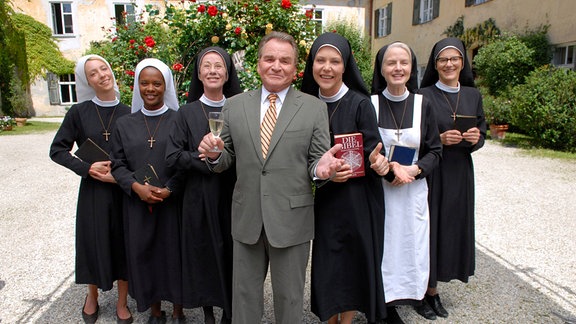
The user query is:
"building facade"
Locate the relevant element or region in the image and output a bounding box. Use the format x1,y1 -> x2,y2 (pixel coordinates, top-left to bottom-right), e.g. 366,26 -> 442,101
371,0 -> 576,83
11,0 -> 366,116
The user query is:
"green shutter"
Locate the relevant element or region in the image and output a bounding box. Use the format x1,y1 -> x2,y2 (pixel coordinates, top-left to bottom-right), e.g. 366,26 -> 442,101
387,3 -> 393,35
433,0 -> 440,19
413,0 -> 421,25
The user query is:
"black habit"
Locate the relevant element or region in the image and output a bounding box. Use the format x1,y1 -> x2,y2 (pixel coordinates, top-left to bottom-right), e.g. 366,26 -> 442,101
419,85 -> 486,285
311,90 -> 386,322
50,100 -> 130,290
110,109 -> 184,312
165,101 -> 235,316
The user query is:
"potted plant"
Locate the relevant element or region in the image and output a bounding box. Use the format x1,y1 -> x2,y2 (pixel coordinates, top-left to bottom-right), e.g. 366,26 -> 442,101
9,72 -> 31,126
482,92 -> 511,140
0,116 -> 16,131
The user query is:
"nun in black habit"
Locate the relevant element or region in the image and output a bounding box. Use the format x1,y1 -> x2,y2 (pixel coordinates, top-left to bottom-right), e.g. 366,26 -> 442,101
371,42 -> 442,323
166,46 -> 242,324
416,37 -> 486,320
49,54 -> 132,323
301,32 -> 389,324
110,58 -> 185,323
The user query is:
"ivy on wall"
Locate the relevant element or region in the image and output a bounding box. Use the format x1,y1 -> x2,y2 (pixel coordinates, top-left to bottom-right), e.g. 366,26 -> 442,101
12,13 -> 75,80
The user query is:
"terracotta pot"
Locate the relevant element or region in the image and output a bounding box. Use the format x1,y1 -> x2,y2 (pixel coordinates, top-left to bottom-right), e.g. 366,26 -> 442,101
489,124 -> 509,140
14,117 -> 27,127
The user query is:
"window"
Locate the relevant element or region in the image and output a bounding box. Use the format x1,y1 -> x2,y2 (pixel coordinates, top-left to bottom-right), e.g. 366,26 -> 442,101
465,0 -> 490,6
412,0 -> 439,25
59,74 -> 77,104
375,3 -> 392,38
48,73 -> 76,105
305,7 -> 324,36
114,3 -> 136,25
553,44 -> 575,69
51,2 -> 74,35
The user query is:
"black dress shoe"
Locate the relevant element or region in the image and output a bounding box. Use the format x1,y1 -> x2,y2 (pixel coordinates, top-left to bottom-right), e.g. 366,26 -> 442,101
82,296 -> 99,324
425,294 -> 449,318
117,307 -> 134,324
415,301 -> 437,320
385,306 -> 405,324
148,311 -> 167,324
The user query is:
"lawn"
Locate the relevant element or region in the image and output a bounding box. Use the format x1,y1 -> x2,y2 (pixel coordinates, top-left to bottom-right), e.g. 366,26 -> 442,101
0,121 -> 61,136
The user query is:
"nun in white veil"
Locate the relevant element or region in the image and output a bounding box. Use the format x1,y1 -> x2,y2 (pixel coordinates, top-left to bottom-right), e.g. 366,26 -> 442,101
110,58 -> 186,322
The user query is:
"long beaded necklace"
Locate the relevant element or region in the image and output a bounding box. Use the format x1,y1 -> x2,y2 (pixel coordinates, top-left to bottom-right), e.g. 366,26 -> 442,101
384,97 -> 408,142
143,113 -> 165,149
94,104 -> 117,141
441,90 -> 460,121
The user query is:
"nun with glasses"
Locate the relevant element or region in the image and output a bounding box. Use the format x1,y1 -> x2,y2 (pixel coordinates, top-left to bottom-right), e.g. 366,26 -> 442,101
415,37 -> 486,320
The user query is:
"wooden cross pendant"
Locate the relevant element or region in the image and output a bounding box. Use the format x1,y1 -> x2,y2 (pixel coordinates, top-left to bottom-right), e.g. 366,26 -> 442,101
452,112 -> 457,121
395,130 -> 402,142
102,131 -> 111,142
148,137 -> 156,148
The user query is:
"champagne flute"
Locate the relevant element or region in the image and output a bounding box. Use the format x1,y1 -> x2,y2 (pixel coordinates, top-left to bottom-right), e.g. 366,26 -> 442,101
208,111 -> 223,152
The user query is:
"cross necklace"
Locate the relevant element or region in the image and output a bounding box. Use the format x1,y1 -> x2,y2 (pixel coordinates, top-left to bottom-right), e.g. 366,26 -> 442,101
384,97 -> 408,142
94,103 -> 118,141
143,113 -> 165,148
441,90 -> 460,121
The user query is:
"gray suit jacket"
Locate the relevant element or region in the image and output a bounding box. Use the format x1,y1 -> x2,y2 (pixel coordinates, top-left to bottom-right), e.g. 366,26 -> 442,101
212,87 -> 330,248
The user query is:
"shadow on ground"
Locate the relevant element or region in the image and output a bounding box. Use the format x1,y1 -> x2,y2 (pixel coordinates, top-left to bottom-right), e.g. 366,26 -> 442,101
9,248 -> 575,324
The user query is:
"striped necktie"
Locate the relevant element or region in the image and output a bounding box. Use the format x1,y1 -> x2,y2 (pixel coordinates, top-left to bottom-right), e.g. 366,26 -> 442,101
261,93 -> 278,159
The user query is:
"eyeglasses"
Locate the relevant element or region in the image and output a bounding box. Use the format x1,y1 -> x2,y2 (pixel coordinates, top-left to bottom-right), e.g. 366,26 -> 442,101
436,56 -> 462,65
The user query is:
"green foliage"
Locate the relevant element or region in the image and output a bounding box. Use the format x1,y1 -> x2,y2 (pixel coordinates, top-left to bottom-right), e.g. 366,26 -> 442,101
508,66 -> 576,152
87,0 -> 317,104
474,35 -> 534,96
12,13 -> 75,79
324,21 -> 372,90
0,0 -> 28,116
87,12 -> 176,104
443,15 -> 464,38
8,67 -> 31,117
461,17 -> 500,49
479,86 -> 511,125
163,0 -> 317,94
518,25 -> 552,68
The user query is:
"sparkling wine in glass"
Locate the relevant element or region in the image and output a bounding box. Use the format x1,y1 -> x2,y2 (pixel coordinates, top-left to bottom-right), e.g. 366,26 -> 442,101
208,111 -> 223,152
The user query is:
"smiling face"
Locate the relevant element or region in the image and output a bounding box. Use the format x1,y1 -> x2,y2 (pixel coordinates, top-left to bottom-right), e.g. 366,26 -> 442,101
138,67 -> 165,110
381,46 -> 411,94
199,51 -> 228,95
84,59 -> 114,96
435,48 -> 463,87
312,46 -> 344,97
257,38 -> 297,93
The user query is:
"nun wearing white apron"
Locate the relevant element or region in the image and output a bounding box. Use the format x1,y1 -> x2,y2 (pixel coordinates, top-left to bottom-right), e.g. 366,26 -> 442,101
370,42 -> 442,323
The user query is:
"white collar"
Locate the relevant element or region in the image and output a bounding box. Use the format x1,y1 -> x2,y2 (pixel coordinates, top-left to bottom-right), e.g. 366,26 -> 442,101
382,87 -> 409,102
435,81 -> 460,93
92,96 -> 119,107
319,84 -> 349,103
200,94 -> 226,107
141,104 -> 169,116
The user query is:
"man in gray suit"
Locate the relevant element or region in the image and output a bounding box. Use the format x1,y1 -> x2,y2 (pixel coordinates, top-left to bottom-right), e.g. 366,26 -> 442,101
199,31 -> 344,323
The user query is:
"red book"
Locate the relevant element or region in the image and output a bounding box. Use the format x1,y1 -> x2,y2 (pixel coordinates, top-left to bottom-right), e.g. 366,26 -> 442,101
334,132 -> 365,178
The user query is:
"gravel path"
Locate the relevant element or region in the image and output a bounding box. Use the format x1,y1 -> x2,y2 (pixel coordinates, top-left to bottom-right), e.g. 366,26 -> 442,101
1,129 -> 575,323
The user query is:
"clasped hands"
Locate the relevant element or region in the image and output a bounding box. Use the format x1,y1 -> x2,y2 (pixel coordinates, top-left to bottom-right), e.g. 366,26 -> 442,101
89,161 -> 116,183
132,182 -> 171,204
442,127 -> 481,146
